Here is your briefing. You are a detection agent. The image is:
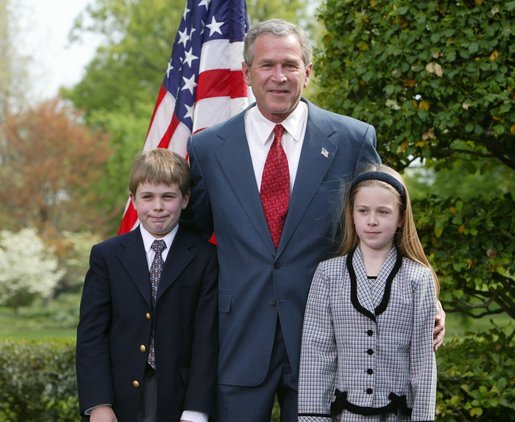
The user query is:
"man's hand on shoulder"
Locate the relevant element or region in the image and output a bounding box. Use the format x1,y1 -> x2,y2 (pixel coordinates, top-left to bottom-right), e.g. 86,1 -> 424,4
433,300 -> 446,351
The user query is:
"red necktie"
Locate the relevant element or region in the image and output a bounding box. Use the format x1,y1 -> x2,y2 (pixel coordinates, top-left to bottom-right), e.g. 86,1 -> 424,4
260,124 -> 290,249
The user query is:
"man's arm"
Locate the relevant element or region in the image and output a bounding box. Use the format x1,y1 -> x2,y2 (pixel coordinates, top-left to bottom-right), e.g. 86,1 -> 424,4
182,248 -> 219,416
180,137 -> 214,238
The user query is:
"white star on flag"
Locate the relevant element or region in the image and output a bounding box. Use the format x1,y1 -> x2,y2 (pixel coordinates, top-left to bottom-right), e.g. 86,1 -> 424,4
206,16 -> 223,36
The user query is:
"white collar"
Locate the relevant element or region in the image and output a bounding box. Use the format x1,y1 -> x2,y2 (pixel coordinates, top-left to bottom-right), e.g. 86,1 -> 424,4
250,101 -> 307,145
139,224 -> 178,253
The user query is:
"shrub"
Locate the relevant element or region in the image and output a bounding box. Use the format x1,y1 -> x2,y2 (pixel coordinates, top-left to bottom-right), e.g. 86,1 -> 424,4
1,327 -> 513,421
436,323 -> 515,421
0,340 -> 77,421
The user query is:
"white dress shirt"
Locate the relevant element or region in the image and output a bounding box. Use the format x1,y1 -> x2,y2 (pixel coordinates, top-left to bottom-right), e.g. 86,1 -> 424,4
140,224 -> 177,268
244,101 -> 308,192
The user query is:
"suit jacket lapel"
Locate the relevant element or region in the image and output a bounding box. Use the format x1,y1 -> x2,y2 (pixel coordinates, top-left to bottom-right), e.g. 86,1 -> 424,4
216,114 -> 276,254
118,229 -> 152,307
156,228 -> 194,302
278,101 -> 337,254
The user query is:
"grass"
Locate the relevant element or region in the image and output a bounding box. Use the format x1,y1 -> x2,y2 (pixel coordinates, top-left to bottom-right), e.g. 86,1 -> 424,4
0,293 -> 79,341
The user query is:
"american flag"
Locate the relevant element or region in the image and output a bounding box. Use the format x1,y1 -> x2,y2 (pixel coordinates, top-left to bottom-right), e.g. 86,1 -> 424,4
118,0 -> 251,234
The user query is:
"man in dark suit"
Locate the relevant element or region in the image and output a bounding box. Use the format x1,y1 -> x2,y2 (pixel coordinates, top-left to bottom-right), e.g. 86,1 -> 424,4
183,18 -> 445,422
76,149 -> 218,422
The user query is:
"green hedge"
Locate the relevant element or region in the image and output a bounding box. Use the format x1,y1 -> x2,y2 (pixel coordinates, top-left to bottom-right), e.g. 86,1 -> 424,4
1,325 -> 514,421
435,324 -> 515,421
0,340 -> 77,421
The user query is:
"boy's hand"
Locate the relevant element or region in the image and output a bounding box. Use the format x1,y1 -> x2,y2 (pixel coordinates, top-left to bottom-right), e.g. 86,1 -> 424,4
90,406 -> 118,422
433,300 -> 446,351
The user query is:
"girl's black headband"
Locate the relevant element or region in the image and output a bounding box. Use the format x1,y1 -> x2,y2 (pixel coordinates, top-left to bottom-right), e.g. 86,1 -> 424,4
350,171 -> 407,207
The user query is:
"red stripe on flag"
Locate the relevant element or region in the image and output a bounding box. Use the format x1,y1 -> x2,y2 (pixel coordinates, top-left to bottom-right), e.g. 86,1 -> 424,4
157,113 -> 181,149
117,201 -> 138,235
145,84 -> 168,139
197,69 -> 247,101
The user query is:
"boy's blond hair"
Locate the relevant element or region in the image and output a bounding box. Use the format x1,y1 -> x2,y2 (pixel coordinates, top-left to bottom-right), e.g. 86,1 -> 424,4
129,149 -> 190,196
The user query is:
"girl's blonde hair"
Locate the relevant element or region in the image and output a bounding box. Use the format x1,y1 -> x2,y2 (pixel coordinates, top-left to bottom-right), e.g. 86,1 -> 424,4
339,164 -> 439,294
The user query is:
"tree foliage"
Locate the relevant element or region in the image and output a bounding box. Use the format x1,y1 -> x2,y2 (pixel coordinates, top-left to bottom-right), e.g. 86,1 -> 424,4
415,194 -> 514,318
247,0 -> 310,26
65,0 -> 183,118
0,228 -> 64,312
0,99 -> 111,235
315,0 -> 513,170
316,0 -> 514,318
53,231 -> 102,296
0,0 -> 30,119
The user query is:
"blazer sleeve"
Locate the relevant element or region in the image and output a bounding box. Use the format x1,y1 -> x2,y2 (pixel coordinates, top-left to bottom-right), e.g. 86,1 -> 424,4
180,136 -> 214,239
76,244 -> 115,415
298,263 -> 336,422
182,246 -> 219,416
353,123 -> 380,176
410,268 -> 438,421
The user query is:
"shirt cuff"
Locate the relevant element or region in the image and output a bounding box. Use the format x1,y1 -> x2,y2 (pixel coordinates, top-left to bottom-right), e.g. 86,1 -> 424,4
84,404 -> 112,415
181,410 -> 208,422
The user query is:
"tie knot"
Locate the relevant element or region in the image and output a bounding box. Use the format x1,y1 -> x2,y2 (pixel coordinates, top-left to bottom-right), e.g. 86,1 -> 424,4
273,124 -> 285,140
151,239 -> 167,254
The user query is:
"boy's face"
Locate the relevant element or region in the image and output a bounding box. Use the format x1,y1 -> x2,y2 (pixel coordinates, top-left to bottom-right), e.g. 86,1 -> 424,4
130,182 -> 189,238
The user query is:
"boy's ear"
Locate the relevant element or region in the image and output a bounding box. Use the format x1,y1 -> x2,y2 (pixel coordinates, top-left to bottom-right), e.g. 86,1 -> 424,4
182,191 -> 191,209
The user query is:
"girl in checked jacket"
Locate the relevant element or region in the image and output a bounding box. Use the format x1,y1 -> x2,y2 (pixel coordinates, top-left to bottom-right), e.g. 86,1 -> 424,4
298,164 -> 438,422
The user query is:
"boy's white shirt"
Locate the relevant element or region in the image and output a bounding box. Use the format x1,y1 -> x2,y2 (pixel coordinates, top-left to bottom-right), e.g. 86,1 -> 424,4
140,223 -> 178,266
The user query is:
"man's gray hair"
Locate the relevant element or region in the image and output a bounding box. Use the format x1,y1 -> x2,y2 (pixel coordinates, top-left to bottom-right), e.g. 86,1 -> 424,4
243,18 -> 313,67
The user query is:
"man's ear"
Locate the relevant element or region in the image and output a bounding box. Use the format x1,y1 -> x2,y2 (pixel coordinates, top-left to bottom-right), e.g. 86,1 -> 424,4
242,61 -> 252,86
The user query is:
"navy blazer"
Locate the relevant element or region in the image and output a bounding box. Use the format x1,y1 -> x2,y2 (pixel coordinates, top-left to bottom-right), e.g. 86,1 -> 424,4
183,99 -> 379,387
76,226 -> 218,421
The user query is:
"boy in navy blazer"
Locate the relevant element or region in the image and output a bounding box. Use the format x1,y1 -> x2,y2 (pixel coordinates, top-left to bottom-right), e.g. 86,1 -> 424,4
76,149 -> 218,422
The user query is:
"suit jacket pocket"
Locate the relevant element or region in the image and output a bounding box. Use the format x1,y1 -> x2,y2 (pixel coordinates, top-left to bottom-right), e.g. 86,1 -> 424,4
218,291 -> 232,313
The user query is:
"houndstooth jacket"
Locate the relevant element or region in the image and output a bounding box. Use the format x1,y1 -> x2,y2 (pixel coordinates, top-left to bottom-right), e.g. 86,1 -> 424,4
298,247 -> 437,422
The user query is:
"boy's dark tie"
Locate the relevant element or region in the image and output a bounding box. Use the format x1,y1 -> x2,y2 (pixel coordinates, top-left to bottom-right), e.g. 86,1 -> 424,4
260,124 -> 290,249
148,239 -> 166,369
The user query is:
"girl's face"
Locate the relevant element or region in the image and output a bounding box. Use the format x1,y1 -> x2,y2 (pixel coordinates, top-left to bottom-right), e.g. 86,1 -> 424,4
352,185 -> 403,254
